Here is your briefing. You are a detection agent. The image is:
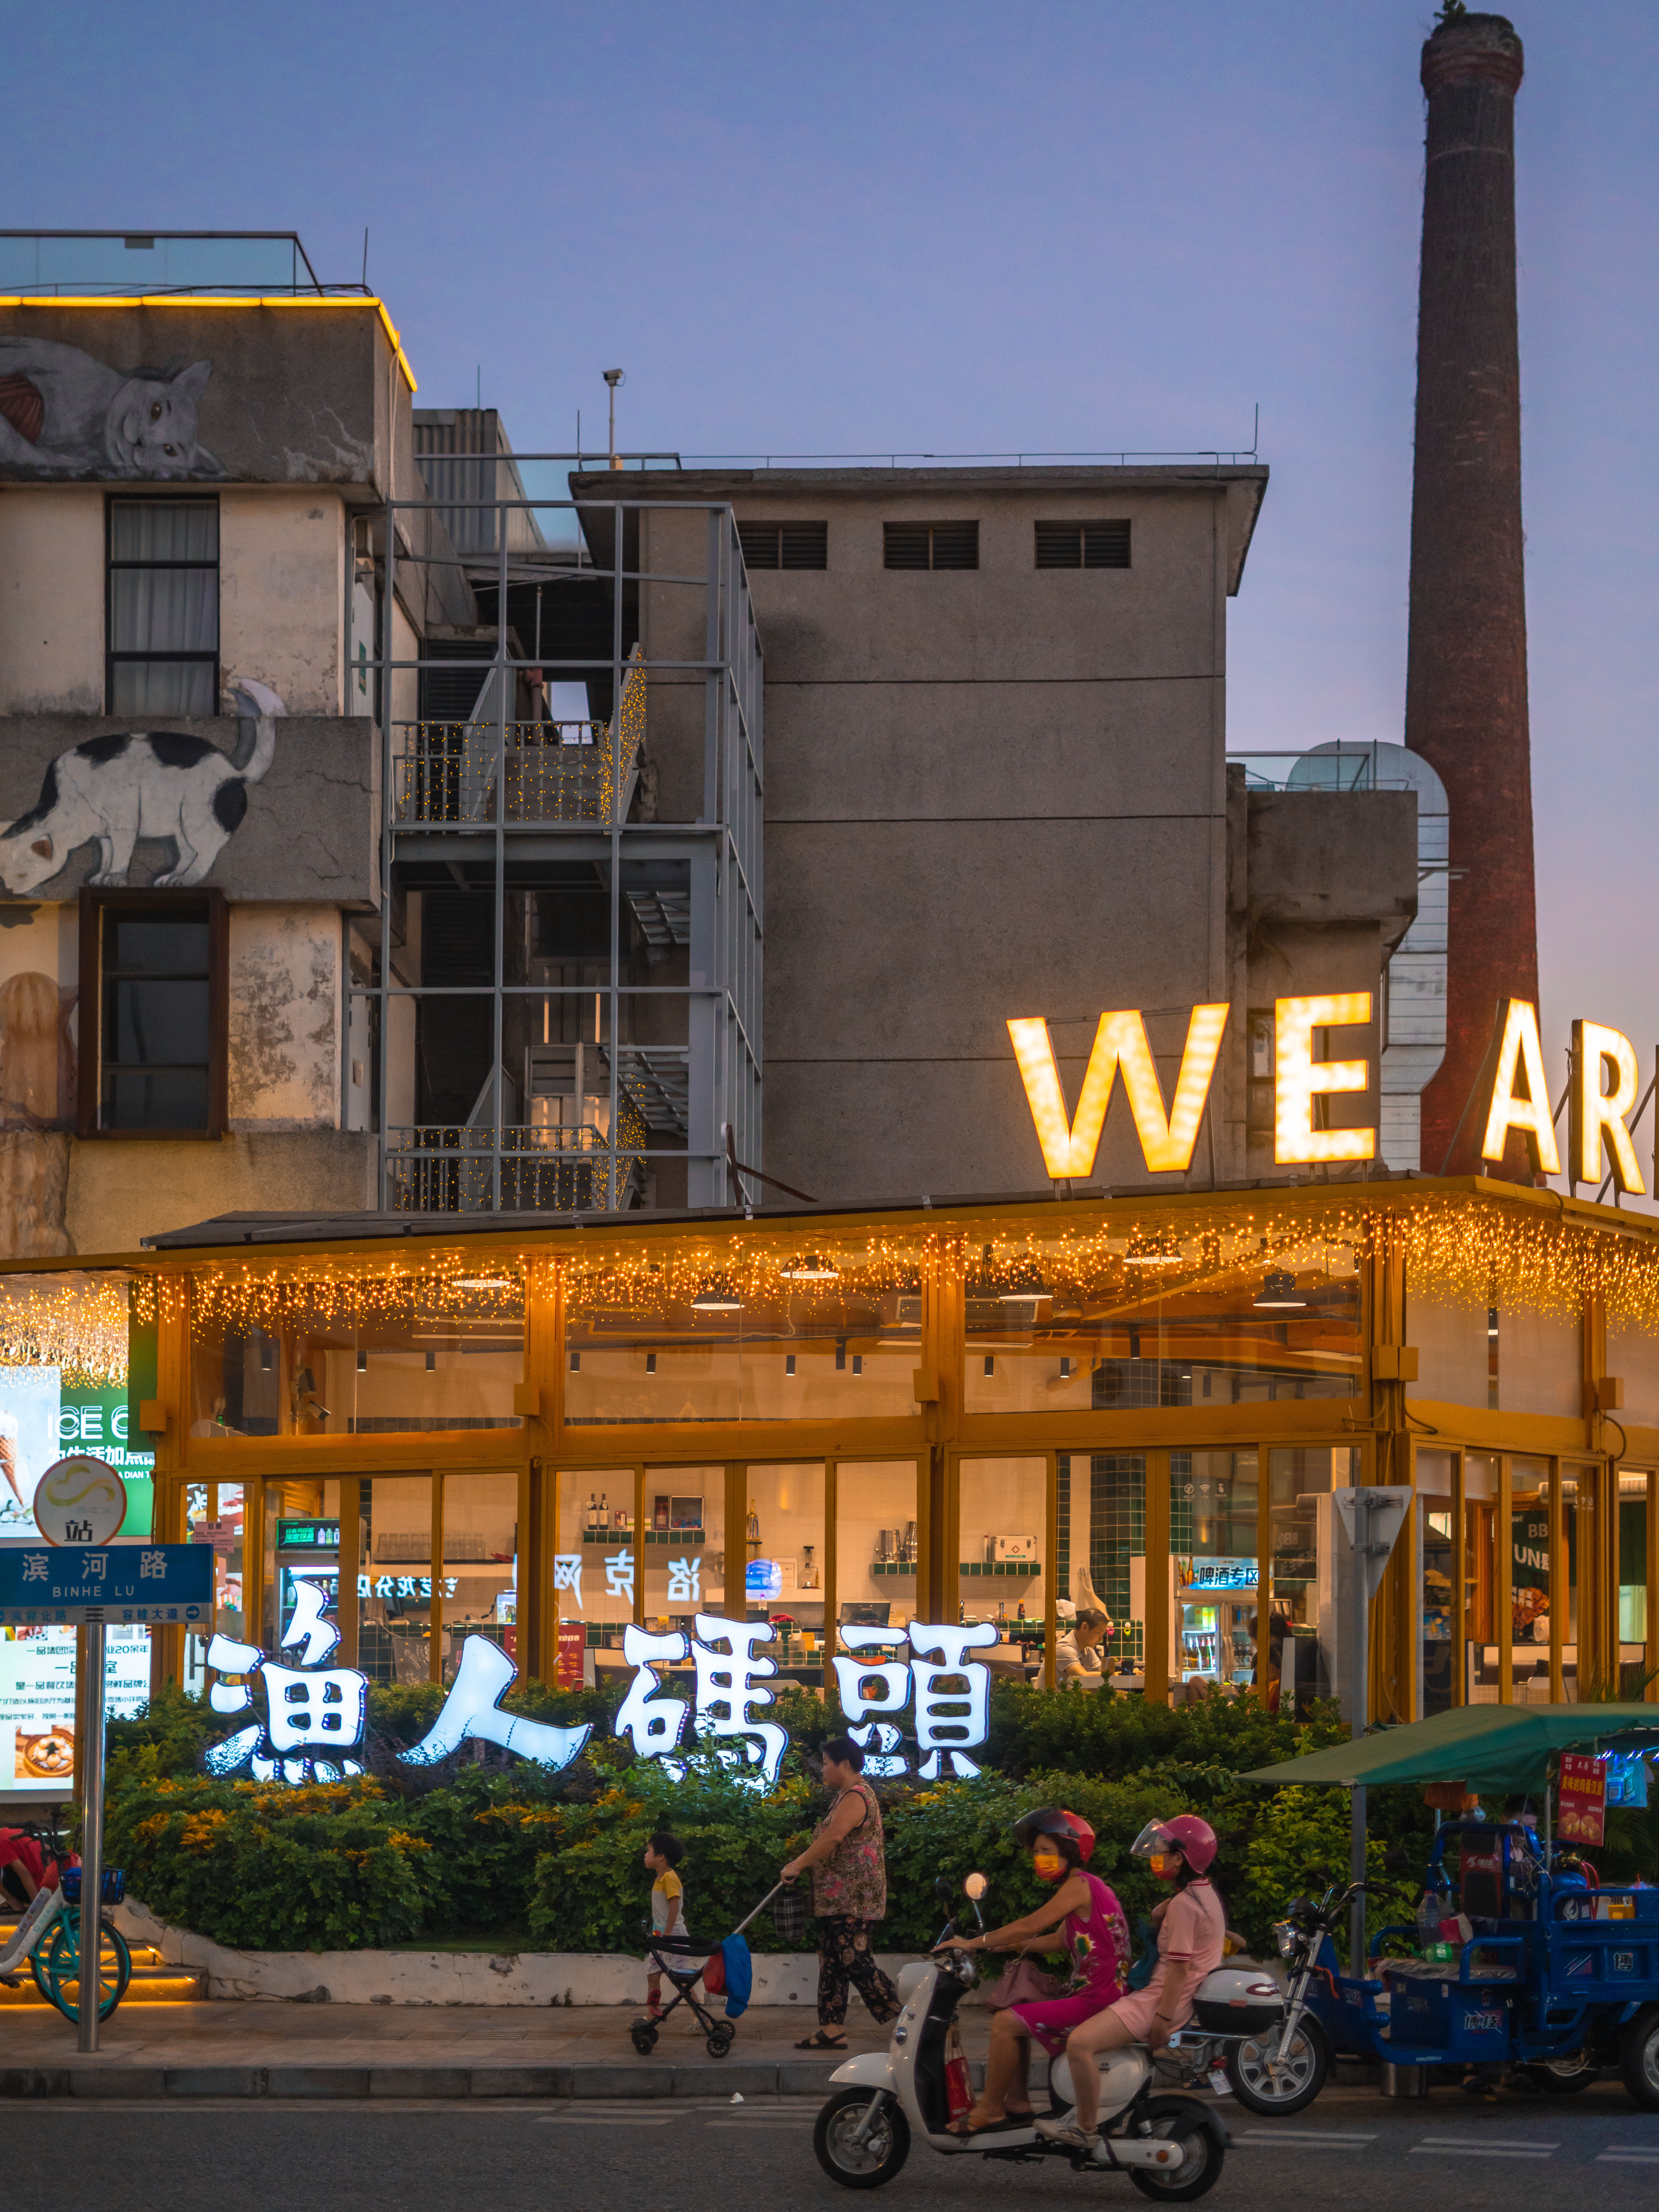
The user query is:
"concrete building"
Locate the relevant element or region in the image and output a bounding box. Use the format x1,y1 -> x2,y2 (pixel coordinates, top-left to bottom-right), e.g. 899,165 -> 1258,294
0,230 -> 1421,1266
580,466 -> 1418,1200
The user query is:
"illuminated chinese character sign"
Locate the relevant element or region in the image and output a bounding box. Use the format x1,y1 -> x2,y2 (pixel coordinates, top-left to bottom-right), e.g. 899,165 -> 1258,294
204,1601 -> 993,1792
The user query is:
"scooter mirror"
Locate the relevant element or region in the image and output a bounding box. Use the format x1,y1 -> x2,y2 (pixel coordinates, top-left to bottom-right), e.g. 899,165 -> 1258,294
964,1872 -> 988,1902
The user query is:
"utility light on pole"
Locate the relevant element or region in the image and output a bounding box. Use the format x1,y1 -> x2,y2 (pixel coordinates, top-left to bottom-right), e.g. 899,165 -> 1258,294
603,369 -> 625,469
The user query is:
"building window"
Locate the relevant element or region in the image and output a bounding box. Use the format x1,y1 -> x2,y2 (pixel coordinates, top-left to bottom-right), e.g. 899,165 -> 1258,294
78,889 -> 228,1138
737,521 -> 827,571
883,521 -> 978,571
1034,519 -> 1131,569
106,497 -> 220,715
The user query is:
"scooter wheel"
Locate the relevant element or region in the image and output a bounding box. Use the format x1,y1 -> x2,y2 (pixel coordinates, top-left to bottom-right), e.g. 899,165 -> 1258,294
813,2087 -> 911,2189
1126,2099 -> 1225,2203
1225,2018 -> 1328,2117
1620,2008 -> 1659,2112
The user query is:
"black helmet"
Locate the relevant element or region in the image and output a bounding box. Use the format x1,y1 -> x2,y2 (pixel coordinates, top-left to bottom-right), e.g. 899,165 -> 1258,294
1013,1805 -> 1096,1862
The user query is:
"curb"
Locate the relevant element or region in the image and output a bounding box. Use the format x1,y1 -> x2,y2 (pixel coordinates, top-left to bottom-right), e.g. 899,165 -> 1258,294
0,2058 -> 866,2101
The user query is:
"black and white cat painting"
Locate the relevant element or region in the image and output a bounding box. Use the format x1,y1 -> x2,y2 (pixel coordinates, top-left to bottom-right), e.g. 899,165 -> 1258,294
0,337 -> 223,480
0,683 -> 282,893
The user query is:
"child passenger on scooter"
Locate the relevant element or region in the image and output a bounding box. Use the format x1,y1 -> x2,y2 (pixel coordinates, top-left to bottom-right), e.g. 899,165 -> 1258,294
944,1807 -> 1128,2135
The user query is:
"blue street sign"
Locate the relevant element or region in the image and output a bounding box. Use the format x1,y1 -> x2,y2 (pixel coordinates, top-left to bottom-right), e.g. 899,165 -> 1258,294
0,1542 -> 213,1627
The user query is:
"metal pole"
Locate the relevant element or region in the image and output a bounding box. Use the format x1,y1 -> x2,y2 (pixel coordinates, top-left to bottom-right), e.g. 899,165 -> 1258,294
1350,1504 -> 1367,1978
1350,1783 -> 1367,1979
77,1620 -> 107,2051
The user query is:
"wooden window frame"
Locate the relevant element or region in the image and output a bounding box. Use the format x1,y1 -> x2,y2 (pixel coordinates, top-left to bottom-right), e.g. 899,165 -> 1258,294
77,885 -> 229,1141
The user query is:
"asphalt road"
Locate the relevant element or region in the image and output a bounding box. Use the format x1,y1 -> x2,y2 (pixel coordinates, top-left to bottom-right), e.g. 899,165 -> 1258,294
7,2083 -> 1659,2212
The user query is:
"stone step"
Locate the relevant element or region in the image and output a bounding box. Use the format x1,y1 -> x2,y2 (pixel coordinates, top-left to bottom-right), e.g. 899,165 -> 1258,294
0,1963 -> 207,2005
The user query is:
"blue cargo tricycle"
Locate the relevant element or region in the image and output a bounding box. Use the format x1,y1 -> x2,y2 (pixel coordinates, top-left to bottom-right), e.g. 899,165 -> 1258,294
1224,1819 -> 1659,2115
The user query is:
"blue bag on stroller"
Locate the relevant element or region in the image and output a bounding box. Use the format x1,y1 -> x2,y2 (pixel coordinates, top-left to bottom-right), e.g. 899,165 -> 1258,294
720,1935 -> 752,2019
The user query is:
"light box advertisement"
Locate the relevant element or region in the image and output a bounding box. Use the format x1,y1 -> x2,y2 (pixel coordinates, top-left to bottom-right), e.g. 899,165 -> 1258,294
0,1626 -> 150,1797
0,1371 -> 154,1540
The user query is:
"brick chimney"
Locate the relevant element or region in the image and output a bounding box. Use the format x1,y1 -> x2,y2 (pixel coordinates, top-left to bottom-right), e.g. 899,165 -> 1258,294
1404,10 -> 1537,1179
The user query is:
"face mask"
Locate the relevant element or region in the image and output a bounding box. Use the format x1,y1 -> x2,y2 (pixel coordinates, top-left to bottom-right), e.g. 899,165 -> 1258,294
1150,1853 -> 1180,1880
1032,1845 -> 1067,1882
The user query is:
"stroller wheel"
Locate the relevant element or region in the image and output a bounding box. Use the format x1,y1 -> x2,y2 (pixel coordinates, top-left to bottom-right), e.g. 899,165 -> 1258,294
707,2026 -> 735,2057
631,2025 -> 659,2056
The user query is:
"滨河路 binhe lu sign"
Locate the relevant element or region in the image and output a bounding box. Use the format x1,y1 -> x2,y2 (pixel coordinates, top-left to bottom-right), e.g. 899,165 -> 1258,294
1010,995 -> 1659,1190
206,1581 -> 992,1791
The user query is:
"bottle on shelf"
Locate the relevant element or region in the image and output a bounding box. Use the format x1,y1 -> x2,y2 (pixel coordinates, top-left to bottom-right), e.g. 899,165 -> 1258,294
747,1499 -> 760,1548
1017,1598 -> 1026,1623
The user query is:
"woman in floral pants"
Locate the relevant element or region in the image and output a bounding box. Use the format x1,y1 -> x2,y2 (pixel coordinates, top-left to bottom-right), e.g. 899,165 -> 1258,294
780,1736 -> 899,2049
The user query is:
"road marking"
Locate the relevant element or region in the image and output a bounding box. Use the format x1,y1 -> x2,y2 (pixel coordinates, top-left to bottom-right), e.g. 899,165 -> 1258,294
537,2114 -> 675,2127
1415,2137 -> 1560,2150
1409,2140 -> 1555,2161
1597,2149 -> 1659,2164
1235,2131 -> 1375,2147
703,2106 -> 814,2123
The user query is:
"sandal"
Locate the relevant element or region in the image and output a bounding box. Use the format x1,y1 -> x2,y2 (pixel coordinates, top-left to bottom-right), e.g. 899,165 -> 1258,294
795,2029 -> 848,2050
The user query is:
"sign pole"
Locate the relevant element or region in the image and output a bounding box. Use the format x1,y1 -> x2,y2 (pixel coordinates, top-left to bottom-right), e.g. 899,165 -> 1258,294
77,1618 -> 107,2052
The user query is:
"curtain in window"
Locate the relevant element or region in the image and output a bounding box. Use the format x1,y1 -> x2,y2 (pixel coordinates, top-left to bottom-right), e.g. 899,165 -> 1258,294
109,501 -> 218,716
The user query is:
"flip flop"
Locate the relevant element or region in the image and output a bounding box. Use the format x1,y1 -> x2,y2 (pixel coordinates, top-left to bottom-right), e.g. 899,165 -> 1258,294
795,2030 -> 848,2050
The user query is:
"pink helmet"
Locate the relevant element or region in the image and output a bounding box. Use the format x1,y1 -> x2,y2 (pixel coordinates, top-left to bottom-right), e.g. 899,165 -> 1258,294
1131,1815 -> 1218,1874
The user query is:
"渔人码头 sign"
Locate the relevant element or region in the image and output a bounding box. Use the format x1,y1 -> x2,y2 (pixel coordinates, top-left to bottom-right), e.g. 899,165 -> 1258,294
1008,993 -> 1659,1190
1558,1752 -> 1607,1847
204,1590 -> 995,1790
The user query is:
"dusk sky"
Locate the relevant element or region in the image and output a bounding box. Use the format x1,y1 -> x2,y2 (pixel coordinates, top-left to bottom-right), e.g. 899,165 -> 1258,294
12,0 -> 1658,1194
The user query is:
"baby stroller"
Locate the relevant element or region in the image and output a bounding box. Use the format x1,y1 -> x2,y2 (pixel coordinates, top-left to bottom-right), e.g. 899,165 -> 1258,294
630,1877 -> 791,2058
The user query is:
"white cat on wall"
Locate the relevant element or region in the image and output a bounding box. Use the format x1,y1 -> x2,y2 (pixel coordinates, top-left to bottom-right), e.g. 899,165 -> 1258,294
0,337 -> 224,479
0,680 -> 284,894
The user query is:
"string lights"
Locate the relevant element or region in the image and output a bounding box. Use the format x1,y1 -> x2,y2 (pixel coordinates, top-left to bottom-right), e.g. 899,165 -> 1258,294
86,1184 -> 1659,1356
0,1271 -> 130,1388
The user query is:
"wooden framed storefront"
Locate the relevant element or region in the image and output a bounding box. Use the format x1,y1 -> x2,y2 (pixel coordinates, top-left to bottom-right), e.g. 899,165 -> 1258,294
5,1175 -> 1654,1725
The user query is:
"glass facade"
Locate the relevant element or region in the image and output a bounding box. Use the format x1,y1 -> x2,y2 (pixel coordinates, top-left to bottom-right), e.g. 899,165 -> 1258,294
5,1182 -> 1659,1769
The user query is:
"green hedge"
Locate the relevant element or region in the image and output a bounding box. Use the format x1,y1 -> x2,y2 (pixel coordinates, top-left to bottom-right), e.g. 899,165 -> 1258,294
101,1680 -> 1427,1956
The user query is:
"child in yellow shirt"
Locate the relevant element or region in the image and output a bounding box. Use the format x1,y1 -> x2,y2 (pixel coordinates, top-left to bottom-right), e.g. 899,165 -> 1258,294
644,1831 -> 687,2019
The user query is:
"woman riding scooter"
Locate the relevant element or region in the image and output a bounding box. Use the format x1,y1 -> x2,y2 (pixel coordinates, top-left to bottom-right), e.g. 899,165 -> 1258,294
945,1807 -> 1129,2135
1037,1815 -> 1227,2153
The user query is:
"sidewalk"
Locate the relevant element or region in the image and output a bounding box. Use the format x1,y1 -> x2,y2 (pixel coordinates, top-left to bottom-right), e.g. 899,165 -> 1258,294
0,2000 -> 906,2101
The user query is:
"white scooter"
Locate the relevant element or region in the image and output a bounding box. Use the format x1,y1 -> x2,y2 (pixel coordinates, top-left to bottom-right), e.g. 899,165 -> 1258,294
812,1874 -> 1231,2199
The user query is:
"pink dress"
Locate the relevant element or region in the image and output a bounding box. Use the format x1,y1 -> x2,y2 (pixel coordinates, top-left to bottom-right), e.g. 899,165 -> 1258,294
1108,1879 -> 1226,2041
1007,1871 -> 1130,2055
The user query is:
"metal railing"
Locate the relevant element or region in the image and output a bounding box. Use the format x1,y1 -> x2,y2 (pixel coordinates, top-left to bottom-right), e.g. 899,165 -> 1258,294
392,719 -> 611,825
385,1123 -> 640,1214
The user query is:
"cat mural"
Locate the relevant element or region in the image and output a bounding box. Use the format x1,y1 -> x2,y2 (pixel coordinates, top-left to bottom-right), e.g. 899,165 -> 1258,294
0,336 -> 224,479
0,681 -> 283,894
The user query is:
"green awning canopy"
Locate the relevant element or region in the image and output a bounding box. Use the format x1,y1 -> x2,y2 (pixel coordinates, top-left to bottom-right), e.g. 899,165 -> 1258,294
1242,1703 -> 1659,1795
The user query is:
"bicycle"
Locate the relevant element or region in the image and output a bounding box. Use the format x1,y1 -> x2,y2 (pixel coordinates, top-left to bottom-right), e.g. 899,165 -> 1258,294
0,1819 -> 131,2025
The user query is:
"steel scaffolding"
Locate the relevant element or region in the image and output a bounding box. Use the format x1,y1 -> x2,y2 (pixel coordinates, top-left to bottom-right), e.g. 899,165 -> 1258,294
350,468 -> 763,1213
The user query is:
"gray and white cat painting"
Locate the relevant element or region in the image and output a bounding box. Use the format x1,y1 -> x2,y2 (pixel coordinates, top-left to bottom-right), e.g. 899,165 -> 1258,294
0,336 -> 224,479
0,681 -> 284,894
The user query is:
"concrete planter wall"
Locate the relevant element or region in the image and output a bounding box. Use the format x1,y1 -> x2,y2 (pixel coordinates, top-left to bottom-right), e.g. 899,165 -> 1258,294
113,1898 -> 922,2009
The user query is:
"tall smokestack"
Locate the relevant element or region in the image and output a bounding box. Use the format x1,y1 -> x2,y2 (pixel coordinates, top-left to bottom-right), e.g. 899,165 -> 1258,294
1404,9 -> 1536,1179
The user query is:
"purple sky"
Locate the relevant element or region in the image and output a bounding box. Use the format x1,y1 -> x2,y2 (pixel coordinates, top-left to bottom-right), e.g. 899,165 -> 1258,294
13,0 -> 1659,1195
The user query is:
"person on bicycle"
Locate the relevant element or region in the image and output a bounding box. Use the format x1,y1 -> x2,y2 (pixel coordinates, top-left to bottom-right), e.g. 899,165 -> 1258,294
1037,1814 -> 1226,2152
945,1807 -> 1129,2134
0,1828 -> 52,1909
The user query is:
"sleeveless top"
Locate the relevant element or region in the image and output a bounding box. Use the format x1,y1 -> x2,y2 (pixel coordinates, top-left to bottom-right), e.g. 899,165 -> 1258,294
1058,1871 -> 1130,2004
811,1779 -> 887,1919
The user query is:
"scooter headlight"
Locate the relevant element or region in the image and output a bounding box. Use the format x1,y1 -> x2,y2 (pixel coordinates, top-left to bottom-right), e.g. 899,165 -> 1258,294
1273,1920 -> 1298,1959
